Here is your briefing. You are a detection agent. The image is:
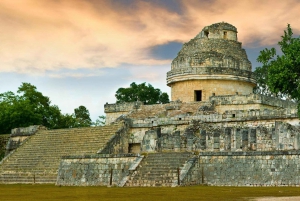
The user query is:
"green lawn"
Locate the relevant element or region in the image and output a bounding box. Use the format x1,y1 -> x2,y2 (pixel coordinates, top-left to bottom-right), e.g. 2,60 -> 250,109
1,184 -> 300,201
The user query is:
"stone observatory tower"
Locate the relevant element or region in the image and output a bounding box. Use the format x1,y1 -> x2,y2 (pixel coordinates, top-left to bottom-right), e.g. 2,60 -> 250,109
167,22 -> 256,102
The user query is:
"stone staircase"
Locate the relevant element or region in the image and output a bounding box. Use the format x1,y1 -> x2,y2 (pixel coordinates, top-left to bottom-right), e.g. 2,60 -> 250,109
0,122 -> 123,184
125,152 -> 192,187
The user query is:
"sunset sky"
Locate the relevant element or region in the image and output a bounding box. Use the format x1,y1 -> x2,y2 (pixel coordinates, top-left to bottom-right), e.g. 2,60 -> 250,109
0,0 -> 299,121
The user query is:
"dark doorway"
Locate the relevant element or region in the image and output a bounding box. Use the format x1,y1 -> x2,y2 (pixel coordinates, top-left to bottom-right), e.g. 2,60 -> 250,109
195,90 -> 202,101
128,143 -> 141,154
223,31 -> 227,39
204,31 -> 209,37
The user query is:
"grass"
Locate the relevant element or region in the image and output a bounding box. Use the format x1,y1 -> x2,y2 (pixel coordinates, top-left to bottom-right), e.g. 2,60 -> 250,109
1,185 -> 300,201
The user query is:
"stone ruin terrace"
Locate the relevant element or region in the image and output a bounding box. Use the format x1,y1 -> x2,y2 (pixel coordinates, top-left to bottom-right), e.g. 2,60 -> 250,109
105,93 -> 298,125
1,93 -> 300,186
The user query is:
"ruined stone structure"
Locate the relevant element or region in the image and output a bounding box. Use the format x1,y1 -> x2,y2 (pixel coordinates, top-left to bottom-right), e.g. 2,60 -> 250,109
0,134 -> 9,160
1,22 -> 300,187
167,22 -> 256,102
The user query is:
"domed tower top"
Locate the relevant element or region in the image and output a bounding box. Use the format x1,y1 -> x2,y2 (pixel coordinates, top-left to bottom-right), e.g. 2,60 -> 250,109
199,22 -> 237,41
167,22 -> 256,102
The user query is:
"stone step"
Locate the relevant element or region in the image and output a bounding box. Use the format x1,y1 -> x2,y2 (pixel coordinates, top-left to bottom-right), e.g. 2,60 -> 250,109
138,167 -> 179,170
137,171 -> 178,175
135,170 -> 178,174
0,122 -> 123,184
143,161 -> 189,164
125,152 -> 192,187
126,182 -> 174,187
131,177 -> 177,182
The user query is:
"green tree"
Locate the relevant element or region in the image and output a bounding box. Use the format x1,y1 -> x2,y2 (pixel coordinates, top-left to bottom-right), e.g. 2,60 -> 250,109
17,83 -> 62,129
0,83 -> 93,133
115,82 -> 169,104
93,115 -> 106,126
74,105 -> 92,127
255,24 -> 300,106
56,113 -> 76,129
0,91 -> 46,134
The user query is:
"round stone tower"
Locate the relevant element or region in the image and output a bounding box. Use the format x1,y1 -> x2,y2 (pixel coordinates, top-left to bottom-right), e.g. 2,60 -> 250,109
167,22 -> 256,102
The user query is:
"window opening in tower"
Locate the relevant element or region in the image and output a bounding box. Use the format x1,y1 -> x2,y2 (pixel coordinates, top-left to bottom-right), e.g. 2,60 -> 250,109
223,31 -> 227,39
195,90 -> 202,101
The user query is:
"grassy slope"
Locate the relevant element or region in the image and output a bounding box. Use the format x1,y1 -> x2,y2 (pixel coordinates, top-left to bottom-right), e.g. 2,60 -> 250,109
1,185 -> 300,201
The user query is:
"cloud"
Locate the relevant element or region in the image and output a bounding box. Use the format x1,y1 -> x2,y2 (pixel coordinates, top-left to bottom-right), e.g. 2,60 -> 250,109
182,0 -> 300,47
149,41 -> 183,60
0,0 -> 187,73
46,68 -> 105,78
0,0 -> 299,74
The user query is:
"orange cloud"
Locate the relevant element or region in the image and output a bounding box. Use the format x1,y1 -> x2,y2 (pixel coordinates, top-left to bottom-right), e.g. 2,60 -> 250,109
0,0 -> 299,74
182,0 -> 300,46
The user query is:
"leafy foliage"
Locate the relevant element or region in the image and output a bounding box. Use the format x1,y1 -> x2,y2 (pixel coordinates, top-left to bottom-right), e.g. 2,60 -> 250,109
0,83 -> 94,134
93,115 -> 106,126
115,82 -> 169,104
254,24 -> 300,104
74,105 -> 92,127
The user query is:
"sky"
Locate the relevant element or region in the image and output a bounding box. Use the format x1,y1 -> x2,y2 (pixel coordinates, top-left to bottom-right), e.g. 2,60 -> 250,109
0,0 -> 300,121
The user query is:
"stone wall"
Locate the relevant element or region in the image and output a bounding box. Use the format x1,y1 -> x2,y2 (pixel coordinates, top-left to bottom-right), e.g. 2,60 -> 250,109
130,121 -> 300,153
6,125 -> 46,155
105,94 -> 298,125
169,79 -> 255,102
200,22 -> 237,41
104,94 -> 299,155
129,110 -> 298,129
104,102 -> 143,113
105,102 -> 143,125
99,119 -> 131,154
0,134 -> 9,160
182,151 -> 300,186
56,154 -> 141,186
210,94 -> 297,109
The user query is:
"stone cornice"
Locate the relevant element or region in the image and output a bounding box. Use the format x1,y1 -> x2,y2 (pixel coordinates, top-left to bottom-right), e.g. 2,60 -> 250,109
167,67 -> 256,85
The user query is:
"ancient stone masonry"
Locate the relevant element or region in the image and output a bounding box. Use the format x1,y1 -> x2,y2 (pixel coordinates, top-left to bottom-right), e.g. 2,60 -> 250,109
56,154 -> 142,186
182,151 -> 300,186
0,135 -> 9,160
0,122 -> 124,184
129,121 -> 300,153
2,22 -> 300,187
98,119 -> 131,154
210,94 -> 297,109
105,93 -> 298,126
167,22 -> 256,102
172,23 -> 250,70
167,67 -> 255,81
6,125 -> 46,155
124,152 -> 193,187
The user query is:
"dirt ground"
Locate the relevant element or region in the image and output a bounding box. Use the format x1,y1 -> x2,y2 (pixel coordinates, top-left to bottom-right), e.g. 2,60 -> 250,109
253,196 -> 300,201
1,184 -> 300,201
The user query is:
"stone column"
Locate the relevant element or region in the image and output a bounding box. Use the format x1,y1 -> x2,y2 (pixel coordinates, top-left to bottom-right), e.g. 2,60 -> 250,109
184,128 -> 194,151
242,129 -> 249,151
213,131 -> 220,151
142,129 -> 158,152
224,128 -> 231,151
173,131 -> 181,152
250,129 -> 256,151
200,129 -> 206,150
235,128 -> 242,150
